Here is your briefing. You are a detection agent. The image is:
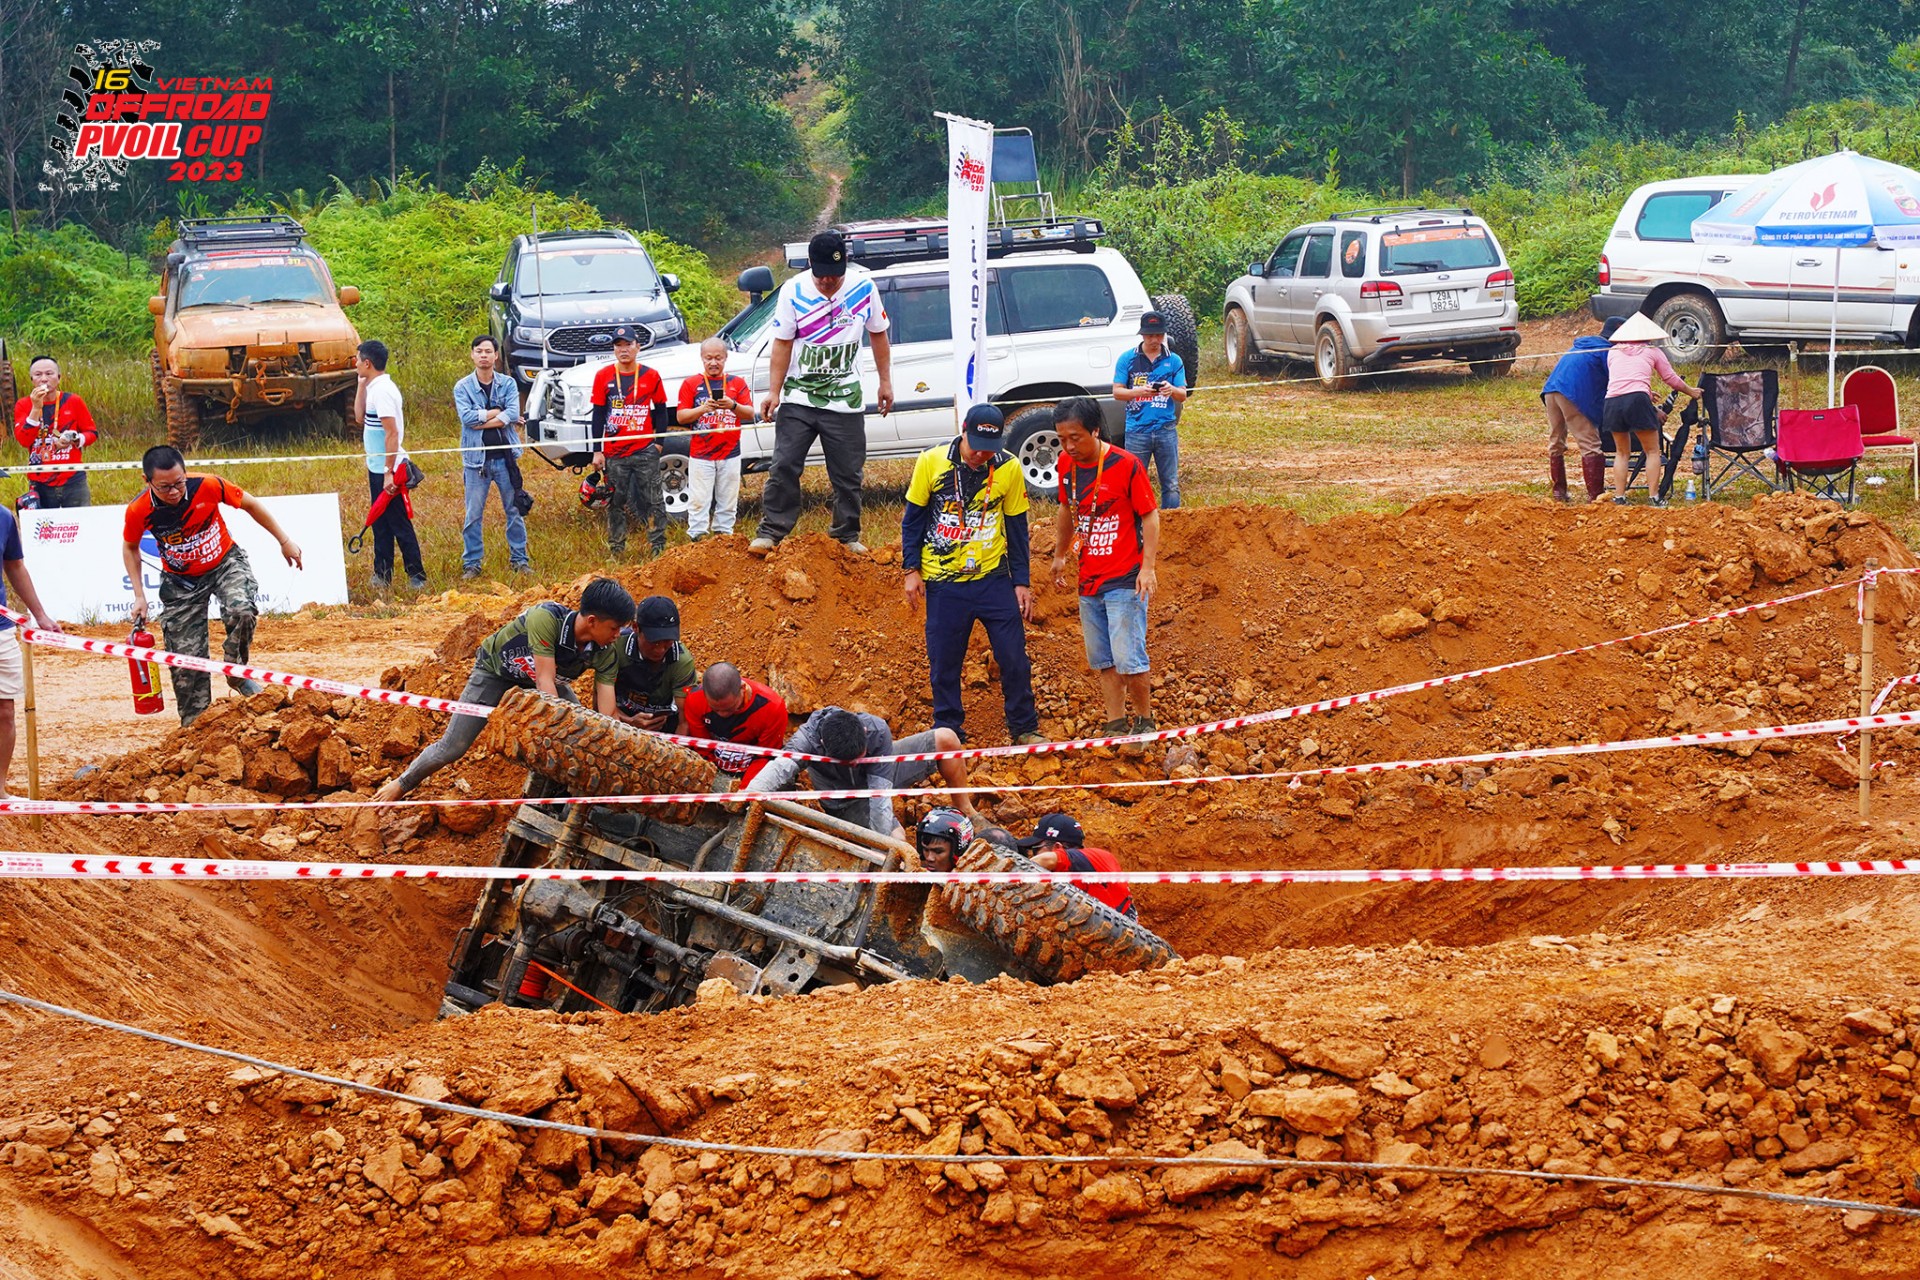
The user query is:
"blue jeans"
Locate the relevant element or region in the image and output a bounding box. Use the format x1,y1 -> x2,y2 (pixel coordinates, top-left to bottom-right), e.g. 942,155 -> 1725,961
1078,585 -> 1150,675
1125,422 -> 1180,509
462,458 -> 529,571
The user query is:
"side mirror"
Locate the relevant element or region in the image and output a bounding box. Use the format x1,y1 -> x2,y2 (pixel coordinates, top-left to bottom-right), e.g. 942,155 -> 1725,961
661,272 -> 680,294
148,296 -> 165,315
488,281 -> 510,302
1249,261 -> 1265,278
337,286 -> 360,307
737,265 -> 775,298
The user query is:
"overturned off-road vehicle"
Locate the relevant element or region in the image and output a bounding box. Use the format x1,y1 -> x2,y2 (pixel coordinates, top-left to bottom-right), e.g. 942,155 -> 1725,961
440,690 -> 1176,1017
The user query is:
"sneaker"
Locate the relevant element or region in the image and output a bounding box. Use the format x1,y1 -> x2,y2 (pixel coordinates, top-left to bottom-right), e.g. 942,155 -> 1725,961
511,563 -> 534,576
748,538 -> 775,557
1128,717 -> 1159,734
370,575 -> 391,593
842,541 -> 870,554
231,677 -> 265,697
1099,718 -> 1130,737
407,574 -> 429,591
461,568 -> 482,581
1012,732 -> 1048,746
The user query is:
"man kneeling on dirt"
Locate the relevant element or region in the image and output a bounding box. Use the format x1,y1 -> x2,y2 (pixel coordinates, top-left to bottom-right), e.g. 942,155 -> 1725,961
373,579 -> 634,802
1018,811 -> 1135,918
681,662 -> 787,784
741,706 -> 974,841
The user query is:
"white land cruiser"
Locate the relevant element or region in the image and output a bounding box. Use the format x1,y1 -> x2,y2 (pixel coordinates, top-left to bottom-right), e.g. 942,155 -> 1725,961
523,218 -> 1200,505
1591,175 -> 1920,363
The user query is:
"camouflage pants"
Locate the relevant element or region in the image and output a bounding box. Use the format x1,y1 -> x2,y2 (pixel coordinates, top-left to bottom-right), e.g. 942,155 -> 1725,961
606,447 -> 666,555
159,547 -> 259,726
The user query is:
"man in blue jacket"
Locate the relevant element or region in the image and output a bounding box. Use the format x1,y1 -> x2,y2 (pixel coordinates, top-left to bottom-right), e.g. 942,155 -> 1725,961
1541,316 -> 1621,502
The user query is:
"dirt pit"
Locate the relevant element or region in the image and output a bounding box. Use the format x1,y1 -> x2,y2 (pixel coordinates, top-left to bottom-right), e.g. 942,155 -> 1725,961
5,493 -> 1920,1277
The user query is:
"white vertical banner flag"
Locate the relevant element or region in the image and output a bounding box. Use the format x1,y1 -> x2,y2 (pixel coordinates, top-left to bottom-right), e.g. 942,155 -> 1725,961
941,112 -> 994,422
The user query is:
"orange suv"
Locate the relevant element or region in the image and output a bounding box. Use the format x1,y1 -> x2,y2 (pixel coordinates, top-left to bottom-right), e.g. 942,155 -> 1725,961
149,215 -> 362,448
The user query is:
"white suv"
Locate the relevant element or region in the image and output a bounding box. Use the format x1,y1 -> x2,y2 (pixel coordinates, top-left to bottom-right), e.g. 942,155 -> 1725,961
524,219 -> 1199,504
1221,207 -> 1520,388
1591,175 -> 1920,363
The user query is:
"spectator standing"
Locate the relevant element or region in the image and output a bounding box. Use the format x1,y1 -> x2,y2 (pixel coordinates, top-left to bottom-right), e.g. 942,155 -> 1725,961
122,445 -> 303,727
1540,317 -> 1622,502
742,706 -> 974,840
677,337 -> 757,540
1603,314 -> 1701,505
0,499 -> 60,796
1017,812 -> 1135,918
354,340 -> 426,592
680,662 -> 788,784
454,335 -> 530,577
1050,397 -> 1160,736
1111,311 -> 1188,509
11,355 -> 97,509
373,580 -> 634,803
750,231 -> 894,556
613,595 -> 697,732
901,403 -> 1042,745
590,327 -> 669,557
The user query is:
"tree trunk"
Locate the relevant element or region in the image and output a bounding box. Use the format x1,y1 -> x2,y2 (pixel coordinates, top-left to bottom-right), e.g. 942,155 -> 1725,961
436,1 -> 462,187
388,69 -> 397,187
1782,0 -> 1810,111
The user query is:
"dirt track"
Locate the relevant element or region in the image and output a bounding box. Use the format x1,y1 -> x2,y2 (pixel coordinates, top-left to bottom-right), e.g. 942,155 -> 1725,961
5,494 -> 1920,1277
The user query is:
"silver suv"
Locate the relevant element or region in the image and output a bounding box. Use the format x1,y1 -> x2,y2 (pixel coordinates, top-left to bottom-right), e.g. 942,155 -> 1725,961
1222,208 -> 1520,388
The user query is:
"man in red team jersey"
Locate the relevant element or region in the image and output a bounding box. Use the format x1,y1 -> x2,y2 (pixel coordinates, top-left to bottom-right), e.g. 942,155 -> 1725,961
122,445 -> 304,725
679,661 -> 788,784
11,355 -> 98,508
1017,811 -> 1136,918
676,337 -> 757,539
590,326 -> 669,556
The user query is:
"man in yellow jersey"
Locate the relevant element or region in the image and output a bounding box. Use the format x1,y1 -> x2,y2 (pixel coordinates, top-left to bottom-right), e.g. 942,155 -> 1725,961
901,404 -> 1042,744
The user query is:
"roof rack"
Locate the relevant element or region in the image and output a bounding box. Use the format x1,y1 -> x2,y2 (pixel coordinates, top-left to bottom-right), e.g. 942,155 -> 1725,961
1330,206 -> 1476,224
175,214 -> 307,250
782,215 -> 1104,270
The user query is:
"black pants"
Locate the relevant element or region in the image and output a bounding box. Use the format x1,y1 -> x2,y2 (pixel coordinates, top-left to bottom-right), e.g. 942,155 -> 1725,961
926,575 -> 1037,738
755,402 -> 867,544
30,476 -> 90,508
368,470 -> 424,582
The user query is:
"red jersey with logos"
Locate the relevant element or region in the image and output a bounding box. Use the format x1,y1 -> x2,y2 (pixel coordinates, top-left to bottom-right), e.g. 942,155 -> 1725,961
682,678 -> 788,783
677,374 -> 754,461
12,393 -> 98,487
1065,846 -> 1133,916
123,474 -> 245,576
1058,444 -> 1156,597
591,363 -> 666,456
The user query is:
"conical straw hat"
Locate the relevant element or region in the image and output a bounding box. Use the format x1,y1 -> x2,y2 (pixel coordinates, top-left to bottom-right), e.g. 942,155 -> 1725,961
1609,313 -> 1669,344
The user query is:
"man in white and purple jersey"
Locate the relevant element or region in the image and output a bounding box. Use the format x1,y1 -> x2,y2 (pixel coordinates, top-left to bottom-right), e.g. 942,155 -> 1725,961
749,230 -> 894,556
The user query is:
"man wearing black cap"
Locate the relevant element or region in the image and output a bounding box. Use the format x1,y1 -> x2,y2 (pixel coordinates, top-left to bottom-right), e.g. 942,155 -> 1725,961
590,327 -> 670,557
750,230 -> 893,557
901,403 -> 1042,745
613,594 -> 698,732
1112,311 -> 1188,510
1018,812 -> 1135,918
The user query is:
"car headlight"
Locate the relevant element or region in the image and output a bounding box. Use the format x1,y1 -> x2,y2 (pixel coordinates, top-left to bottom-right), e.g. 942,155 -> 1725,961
564,386 -> 589,420
513,325 -> 544,345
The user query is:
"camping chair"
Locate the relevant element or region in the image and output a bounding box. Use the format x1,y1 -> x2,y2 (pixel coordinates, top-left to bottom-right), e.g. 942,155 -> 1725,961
1776,405 -> 1864,504
1699,369 -> 1783,501
1840,364 -> 1918,499
990,129 -> 1054,225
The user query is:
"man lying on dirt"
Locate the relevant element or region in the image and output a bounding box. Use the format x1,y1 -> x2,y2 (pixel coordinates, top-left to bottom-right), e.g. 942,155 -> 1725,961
372,579 -> 634,803
680,661 -> 787,785
1017,811 -> 1136,919
740,706 -> 974,841
612,594 -> 696,733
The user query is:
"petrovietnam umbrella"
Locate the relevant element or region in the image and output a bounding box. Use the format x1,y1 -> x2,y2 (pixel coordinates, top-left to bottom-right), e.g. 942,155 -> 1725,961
1692,150 -> 1920,404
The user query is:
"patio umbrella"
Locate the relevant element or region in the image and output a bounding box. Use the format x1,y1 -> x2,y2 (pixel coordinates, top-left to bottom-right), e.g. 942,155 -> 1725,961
1692,150 -> 1920,404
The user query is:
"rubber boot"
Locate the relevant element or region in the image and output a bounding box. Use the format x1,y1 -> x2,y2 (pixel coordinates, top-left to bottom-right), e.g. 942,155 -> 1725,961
1549,454 -> 1570,503
1580,454 -> 1607,502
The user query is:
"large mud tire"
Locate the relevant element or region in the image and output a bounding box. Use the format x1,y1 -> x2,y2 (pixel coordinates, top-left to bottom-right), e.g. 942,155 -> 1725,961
1149,293 -> 1201,389
480,688 -> 718,823
163,376 -> 202,452
940,840 -> 1177,984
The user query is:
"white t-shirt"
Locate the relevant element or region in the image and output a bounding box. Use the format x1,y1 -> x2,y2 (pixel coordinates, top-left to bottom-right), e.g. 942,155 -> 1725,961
362,373 -> 406,473
770,264 -> 889,412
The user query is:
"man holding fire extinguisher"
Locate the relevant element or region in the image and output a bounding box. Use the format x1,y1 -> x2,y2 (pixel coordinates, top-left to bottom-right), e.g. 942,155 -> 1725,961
0,497 -> 59,796
122,445 -> 303,727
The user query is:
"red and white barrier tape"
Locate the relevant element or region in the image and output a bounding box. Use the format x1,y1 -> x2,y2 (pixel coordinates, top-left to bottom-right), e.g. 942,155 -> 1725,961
1,850 -> 1915,886
11,705 -> 1918,817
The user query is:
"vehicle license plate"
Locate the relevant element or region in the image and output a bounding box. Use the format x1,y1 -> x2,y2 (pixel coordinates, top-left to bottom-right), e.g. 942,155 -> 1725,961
1431,289 -> 1459,311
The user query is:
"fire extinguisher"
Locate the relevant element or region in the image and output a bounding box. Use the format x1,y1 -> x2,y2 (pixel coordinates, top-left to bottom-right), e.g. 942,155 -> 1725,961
128,624 -> 164,716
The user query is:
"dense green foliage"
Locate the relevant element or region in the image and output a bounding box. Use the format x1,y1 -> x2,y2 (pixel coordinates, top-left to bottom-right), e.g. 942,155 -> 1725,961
0,225 -> 154,350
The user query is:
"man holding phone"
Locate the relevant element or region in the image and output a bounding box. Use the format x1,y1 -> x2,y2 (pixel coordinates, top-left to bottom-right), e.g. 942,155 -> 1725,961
612,594 -> 697,732
1111,311 -> 1188,510
676,336 -> 756,539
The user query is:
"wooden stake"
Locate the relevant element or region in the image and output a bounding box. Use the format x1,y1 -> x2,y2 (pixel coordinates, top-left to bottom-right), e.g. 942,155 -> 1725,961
21,639 -> 40,833
1860,557 -> 1878,822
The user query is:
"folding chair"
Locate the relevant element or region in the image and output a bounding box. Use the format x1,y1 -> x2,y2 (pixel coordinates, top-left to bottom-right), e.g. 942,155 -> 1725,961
1699,369 -> 1783,501
1777,405 -> 1864,504
990,129 -> 1054,225
1840,364 -> 1918,499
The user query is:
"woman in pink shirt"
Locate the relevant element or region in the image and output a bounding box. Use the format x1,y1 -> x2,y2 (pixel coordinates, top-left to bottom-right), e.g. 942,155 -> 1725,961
1602,314 -> 1702,504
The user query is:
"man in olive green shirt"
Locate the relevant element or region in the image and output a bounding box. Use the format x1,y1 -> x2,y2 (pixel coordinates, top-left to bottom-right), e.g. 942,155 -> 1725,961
375,578 -> 635,801
613,594 -> 698,732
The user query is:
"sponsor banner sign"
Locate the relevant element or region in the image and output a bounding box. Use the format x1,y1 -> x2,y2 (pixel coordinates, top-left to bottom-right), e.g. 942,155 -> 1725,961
943,112 -> 994,418
19,493 -> 348,624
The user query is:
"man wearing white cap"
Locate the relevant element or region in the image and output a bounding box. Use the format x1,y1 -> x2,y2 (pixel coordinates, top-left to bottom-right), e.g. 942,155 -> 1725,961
1603,313 -> 1701,505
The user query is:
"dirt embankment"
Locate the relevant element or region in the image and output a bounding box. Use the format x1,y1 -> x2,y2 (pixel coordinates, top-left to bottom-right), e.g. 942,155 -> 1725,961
3,493 -> 1920,1277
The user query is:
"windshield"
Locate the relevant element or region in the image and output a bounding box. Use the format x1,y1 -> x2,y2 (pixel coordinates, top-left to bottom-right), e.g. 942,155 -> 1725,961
1379,226 -> 1501,276
517,246 -> 661,297
178,257 -> 331,308
722,290 -> 778,352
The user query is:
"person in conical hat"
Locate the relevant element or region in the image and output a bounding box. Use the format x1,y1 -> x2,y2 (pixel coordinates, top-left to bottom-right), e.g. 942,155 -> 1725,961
1601,313 -> 1702,504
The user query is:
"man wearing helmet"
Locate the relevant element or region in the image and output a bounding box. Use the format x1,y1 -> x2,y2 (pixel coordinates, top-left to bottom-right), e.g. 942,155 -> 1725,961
741,705 -> 975,841
914,807 -> 973,872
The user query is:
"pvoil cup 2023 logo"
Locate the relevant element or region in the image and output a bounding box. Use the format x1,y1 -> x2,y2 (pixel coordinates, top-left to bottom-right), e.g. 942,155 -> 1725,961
41,39 -> 272,193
